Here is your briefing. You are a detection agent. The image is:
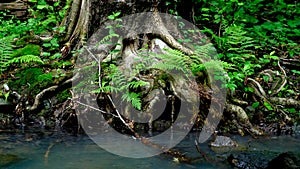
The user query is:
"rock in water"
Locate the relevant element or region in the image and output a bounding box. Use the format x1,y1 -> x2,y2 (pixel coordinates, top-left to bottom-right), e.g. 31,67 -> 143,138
209,135 -> 240,153
210,136 -> 237,147
227,152 -> 273,169
0,154 -> 22,167
266,152 -> 300,169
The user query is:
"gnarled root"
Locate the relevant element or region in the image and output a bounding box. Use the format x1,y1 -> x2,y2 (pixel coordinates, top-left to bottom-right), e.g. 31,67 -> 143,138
225,103 -> 263,136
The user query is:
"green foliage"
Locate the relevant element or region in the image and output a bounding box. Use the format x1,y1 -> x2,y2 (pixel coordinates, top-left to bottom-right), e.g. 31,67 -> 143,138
15,35 -> 36,46
121,92 -> 142,110
203,24 -> 262,92
263,101 -> 273,111
13,44 -> 41,57
0,0 -> 70,98
187,0 -> 300,94
56,89 -> 71,103
0,0 -> 67,39
0,37 -> 13,74
3,92 -> 10,102
107,12 -> 121,20
28,0 -> 69,34
291,70 -> 300,75
97,34 -> 224,110
252,102 -> 260,109
8,68 -> 53,95
149,48 -> 191,75
0,44 -> 43,70
7,55 -> 44,66
162,0 -> 300,125
100,64 -> 148,110
0,2 -> 68,72
195,0 -> 300,57
42,38 -> 60,51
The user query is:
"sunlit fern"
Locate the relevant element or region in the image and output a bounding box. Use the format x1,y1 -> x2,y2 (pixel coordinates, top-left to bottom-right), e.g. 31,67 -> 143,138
6,55 -> 44,66
0,37 -> 13,74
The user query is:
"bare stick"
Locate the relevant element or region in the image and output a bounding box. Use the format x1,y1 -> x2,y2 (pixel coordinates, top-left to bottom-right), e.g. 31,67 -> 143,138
83,46 -> 99,64
74,100 -> 117,118
44,143 -> 55,158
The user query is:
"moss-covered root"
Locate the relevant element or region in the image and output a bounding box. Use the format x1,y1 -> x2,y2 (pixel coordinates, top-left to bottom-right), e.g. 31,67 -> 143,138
225,103 -> 263,136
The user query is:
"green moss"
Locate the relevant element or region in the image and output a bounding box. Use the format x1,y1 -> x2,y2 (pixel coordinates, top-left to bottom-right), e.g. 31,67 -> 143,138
8,68 -> 53,95
56,89 -> 71,103
12,44 -> 41,57
15,35 -> 36,46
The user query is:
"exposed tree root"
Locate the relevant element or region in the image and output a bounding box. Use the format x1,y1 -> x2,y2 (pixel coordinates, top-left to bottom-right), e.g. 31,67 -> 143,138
26,73 -> 77,112
245,61 -> 299,125
229,58 -> 300,135
270,97 -> 300,109
225,103 -> 263,136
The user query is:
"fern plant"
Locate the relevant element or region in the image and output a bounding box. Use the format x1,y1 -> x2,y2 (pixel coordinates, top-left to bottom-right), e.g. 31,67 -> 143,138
99,64 -> 148,110
0,37 -> 13,74
149,48 -> 191,76
204,24 -> 262,91
84,11 -> 227,111
6,55 -> 44,67
93,31 -> 228,110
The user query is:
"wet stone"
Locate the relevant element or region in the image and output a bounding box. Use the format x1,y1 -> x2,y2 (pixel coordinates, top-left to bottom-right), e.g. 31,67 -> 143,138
209,135 -> 243,153
266,152 -> 300,169
210,136 -> 238,147
227,152 -> 277,169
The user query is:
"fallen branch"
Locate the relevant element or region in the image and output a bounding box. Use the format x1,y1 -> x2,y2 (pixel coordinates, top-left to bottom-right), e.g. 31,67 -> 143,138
44,143 -> 55,158
195,140 -> 210,161
44,139 -> 63,160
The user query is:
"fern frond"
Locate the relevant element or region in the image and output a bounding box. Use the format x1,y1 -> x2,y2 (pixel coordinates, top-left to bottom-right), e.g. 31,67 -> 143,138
150,62 -> 186,73
129,80 -> 149,89
107,64 -> 129,90
0,37 -> 13,73
6,55 -> 44,66
149,48 -> 191,75
97,33 -> 119,46
121,92 -> 142,110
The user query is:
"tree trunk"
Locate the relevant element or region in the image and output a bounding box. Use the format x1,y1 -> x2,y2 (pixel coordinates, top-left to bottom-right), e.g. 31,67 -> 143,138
67,0 -> 204,124
63,0 -> 264,138
62,0 -> 163,46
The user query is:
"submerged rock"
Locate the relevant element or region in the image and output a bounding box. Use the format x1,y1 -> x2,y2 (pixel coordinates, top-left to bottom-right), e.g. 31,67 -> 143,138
266,152 -> 300,169
0,154 -> 22,167
228,151 -> 300,169
227,152 -> 276,169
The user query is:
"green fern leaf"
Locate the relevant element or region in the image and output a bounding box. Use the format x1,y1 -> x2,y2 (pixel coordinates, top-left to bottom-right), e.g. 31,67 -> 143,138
121,92 -> 142,110
0,37 -> 13,73
129,80 -> 149,89
6,55 -> 44,66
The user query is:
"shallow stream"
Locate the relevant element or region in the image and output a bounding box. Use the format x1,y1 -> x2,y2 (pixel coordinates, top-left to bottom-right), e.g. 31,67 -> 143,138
0,131 -> 299,169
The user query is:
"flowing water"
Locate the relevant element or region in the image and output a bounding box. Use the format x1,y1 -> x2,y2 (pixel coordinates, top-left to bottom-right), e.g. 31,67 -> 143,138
0,131 -> 299,169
